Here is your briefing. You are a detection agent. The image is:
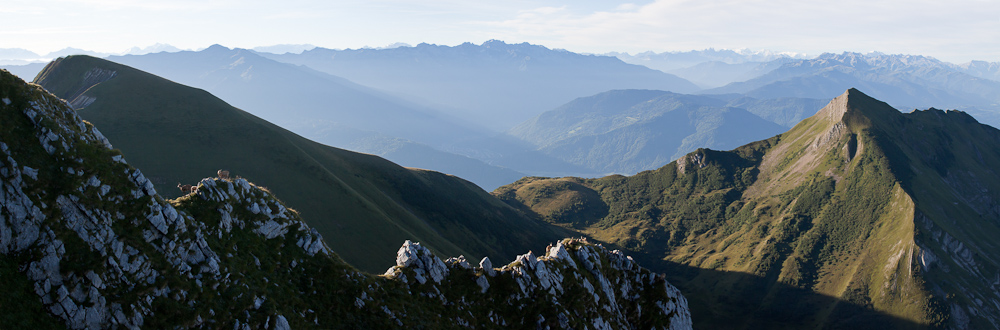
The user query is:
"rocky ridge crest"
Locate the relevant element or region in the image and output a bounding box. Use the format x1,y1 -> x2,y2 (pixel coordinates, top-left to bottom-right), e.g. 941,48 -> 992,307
385,238 -> 692,329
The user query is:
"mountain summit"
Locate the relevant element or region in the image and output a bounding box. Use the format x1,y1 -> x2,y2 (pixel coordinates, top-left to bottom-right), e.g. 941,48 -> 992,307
497,88 -> 1000,328
819,87 -> 897,121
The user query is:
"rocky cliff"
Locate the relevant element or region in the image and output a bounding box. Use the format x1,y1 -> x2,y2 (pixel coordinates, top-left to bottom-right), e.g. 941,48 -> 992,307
0,69 -> 691,328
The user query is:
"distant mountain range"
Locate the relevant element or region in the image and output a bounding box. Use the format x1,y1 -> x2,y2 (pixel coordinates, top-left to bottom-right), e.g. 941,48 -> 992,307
0,48 -> 43,60
705,52 -> 1000,121
0,44 -> 186,60
102,45 -> 545,190
107,45 -> 481,148
959,60 -> 1000,81
610,48 -> 811,72
260,40 -> 701,131
606,50 -> 1000,129
0,62 -> 46,80
664,58 -> 795,89
497,89 -> 1000,328
7,44 -> 1000,184
510,90 -> 828,175
610,49 -> 809,88
250,44 -> 317,54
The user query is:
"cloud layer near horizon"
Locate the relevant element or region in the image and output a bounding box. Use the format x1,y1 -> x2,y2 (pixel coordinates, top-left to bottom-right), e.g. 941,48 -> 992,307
3,0 -> 998,63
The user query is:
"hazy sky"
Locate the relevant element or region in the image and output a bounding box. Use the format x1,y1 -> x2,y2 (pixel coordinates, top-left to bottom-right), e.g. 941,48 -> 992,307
3,0 -> 999,63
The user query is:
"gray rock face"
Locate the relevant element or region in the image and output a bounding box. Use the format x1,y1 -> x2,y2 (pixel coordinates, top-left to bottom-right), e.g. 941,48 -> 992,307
0,73 -> 340,329
391,240 -> 449,284
384,239 -> 692,329
479,256 -> 495,276
273,315 -> 290,330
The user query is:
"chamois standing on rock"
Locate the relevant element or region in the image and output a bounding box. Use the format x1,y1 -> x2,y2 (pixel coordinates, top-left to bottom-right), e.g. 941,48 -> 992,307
218,170 -> 230,180
177,183 -> 195,194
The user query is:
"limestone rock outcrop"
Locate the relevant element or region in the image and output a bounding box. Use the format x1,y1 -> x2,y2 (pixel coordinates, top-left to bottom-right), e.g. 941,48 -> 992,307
384,238 -> 691,329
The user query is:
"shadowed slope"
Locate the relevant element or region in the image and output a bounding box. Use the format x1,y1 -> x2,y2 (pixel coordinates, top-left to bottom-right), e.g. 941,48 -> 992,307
34,56 -> 565,273
95,46 -> 532,190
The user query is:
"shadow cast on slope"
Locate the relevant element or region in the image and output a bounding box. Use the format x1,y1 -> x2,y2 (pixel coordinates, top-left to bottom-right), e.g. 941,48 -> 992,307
627,253 -> 934,330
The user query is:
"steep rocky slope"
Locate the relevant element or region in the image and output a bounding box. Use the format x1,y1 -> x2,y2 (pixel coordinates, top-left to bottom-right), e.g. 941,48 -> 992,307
0,69 -> 692,328
496,89 -> 1000,329
30,56 -> 567,273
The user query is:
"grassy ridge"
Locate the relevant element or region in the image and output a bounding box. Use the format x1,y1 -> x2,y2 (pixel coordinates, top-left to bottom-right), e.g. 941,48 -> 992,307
34,56 -> 565,273
496,89 -> 999,328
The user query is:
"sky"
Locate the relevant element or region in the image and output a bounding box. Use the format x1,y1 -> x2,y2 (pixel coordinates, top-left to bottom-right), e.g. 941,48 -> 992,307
3,0 -> 999,63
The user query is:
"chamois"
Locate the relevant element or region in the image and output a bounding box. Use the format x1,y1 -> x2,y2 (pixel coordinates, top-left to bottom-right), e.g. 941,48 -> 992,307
177,183 -> 194,194
218,170 -> 230,180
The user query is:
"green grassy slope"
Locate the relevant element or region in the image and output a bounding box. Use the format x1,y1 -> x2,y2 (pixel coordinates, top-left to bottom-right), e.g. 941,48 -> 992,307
33,56 -> 565,273
495,89 -> 1000,328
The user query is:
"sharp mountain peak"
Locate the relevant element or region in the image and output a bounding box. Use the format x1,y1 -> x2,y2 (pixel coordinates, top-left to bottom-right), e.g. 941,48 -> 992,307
814,88 -> 900,128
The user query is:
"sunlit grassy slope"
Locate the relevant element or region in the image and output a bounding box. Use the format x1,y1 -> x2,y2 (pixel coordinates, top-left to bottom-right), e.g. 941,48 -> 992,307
34,55 -> 566,273
496,89 -> 1000,329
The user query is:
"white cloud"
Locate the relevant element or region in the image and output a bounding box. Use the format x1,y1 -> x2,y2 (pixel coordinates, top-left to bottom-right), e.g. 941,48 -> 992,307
45,0 -> 239,11
476,0 -> 1000,63
2,0 -> 997,63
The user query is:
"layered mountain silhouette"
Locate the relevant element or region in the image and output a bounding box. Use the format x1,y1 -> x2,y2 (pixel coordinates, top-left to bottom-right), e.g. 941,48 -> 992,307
510,90 -> 823,175
959,60 -> 1000,82
0,47 -> 42,60
661,59 -> 792,89
0,63 -> 46,81
260,40 -> 701,131
0,69 -> 693,329
706,53 -> 1000,123
611,48 -> 807,72
497,89 -> 1000,328
107,45 -> 475,148
611,49 -> 806,88
32,55 -> 568,272
102,45 -> 583,190
718,94 -> 830,128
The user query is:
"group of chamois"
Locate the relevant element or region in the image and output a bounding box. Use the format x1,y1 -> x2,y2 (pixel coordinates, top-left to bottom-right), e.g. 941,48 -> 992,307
176,170 -> 230,194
